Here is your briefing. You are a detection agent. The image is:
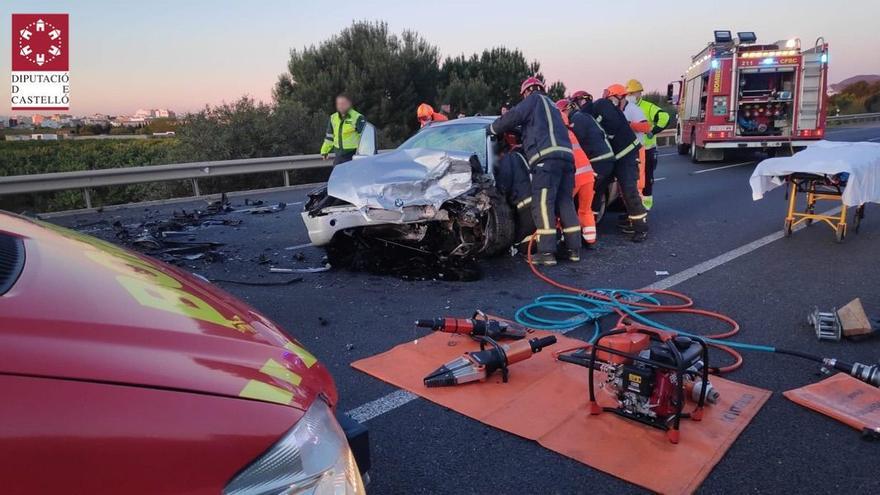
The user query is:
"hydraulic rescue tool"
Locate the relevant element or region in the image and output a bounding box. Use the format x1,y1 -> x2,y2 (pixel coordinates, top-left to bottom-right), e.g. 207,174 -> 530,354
559,327 -> 716,444
424,335 -> 556,387
416,312 -> 527,340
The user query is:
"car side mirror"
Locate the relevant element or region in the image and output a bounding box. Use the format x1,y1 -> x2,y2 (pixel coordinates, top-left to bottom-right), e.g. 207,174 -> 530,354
355,123 -> 378,157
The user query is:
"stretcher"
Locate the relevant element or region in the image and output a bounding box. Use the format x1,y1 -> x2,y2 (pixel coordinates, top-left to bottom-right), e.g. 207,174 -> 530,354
782,173 -> 865,242
750,140 -> 880,242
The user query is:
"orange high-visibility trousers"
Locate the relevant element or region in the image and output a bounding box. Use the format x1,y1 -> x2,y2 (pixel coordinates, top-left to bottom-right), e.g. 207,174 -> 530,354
573,176 -> 596,244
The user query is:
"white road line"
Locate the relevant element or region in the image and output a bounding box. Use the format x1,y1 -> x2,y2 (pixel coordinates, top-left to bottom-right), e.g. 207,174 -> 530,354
658,152 -> 677,157
346,389 -> 419,423
868,137 -> 880,142
690,161 -> 754,175
654,177 -> 667,182
345,205 -> 841,423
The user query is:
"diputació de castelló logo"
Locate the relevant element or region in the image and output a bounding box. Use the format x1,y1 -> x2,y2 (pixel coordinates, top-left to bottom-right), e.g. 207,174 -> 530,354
11,13 -> 70,111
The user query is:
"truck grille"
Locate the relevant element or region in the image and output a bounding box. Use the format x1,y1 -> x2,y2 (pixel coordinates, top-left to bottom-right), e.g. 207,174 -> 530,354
0,233 -> 25,295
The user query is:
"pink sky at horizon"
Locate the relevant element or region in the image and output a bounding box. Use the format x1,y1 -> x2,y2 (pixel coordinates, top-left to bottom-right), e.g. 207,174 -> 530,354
2,0 -> 879,116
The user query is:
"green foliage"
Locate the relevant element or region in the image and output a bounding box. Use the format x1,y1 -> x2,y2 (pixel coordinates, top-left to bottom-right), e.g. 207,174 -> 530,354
275,21 -> 441,145
828,80 -> 880,115
0,139 -> 182,211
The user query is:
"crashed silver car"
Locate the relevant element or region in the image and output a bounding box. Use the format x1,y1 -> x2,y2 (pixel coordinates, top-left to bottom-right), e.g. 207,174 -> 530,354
302,117 -> 515,259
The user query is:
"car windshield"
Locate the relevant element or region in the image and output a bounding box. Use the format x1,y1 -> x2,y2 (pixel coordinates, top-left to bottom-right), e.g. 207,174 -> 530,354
398,123 -> 487,168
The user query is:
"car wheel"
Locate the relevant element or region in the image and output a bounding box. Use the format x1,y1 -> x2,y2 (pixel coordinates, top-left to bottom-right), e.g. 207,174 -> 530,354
594,188 -> 609,224
482,193 -> 515,256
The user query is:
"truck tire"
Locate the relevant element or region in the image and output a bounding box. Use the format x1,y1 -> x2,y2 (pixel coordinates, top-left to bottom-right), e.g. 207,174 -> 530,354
677,143 -> 690,155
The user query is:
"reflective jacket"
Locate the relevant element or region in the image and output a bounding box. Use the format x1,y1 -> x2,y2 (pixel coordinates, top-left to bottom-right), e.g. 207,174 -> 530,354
489,92 -> 573,166
561,113 -> 593,188
570,109 -> 614,165
636,99 -> 671,149
588,99 -> 641,160
495,149 -> 532,208
320,109 -> 366,155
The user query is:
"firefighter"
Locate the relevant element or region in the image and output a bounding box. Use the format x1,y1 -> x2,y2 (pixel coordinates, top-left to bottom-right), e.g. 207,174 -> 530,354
493,133 -> 535,250
556,98 -> 597,248
320,94 -> 367,165
569,91 -> 616,245
626,79 -> 671,210
589,84 -> 648,242
488,76 -> 579,266
417,103 -> 449,127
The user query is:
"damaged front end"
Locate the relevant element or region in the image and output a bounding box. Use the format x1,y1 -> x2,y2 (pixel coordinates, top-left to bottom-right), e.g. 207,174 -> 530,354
301,149 -> 513,278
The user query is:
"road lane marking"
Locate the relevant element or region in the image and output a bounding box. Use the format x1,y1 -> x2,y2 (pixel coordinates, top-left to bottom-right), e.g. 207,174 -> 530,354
654,177 -> 667,182
345,206 -> 840,423
347,389 -> 419,423
658,152 -> 677,157
690,161 -> 754,175
868,137 -> 880,142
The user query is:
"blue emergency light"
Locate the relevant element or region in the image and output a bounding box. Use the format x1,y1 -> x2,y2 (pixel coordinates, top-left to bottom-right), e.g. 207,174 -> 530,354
761,57 -> 775,65
820,53 -> 828,63
711,59 -> 720,69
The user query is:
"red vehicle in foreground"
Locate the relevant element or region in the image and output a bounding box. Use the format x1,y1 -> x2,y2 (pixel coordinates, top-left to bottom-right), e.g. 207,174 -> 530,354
0,212 -> 367,494
669,30 -> 829,162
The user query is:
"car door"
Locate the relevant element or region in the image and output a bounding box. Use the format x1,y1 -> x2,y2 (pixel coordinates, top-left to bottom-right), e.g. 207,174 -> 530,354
354,123 -> 378,159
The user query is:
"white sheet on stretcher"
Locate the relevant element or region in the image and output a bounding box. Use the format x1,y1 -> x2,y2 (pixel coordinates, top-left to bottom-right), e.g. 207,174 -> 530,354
750,140 -> 880,206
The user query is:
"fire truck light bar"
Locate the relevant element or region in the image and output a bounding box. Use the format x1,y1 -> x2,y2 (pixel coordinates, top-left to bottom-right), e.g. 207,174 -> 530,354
737,32 -> 757,43
740,50 -> 799,58
714,30 -> 733,43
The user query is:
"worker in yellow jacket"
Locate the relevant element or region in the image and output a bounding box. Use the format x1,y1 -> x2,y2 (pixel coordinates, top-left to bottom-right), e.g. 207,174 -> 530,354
320,94 -> 366,165
626,79 -> 671,210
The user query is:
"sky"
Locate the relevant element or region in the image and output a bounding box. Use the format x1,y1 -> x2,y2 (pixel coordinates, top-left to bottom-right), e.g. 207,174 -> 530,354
2,0 -> 879,115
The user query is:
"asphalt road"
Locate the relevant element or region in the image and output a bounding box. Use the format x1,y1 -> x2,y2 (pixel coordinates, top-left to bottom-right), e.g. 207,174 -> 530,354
49,124 -> 880,494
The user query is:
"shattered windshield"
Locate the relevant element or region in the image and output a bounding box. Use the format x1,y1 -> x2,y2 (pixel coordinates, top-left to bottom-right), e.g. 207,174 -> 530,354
398,123 -> 487,169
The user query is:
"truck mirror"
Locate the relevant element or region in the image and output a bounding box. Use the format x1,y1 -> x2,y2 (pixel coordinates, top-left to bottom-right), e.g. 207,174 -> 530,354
666,83 -> 674,102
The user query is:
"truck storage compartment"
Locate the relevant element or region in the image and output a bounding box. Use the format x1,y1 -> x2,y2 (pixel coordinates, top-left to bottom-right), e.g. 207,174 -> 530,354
735,68 -> 796,137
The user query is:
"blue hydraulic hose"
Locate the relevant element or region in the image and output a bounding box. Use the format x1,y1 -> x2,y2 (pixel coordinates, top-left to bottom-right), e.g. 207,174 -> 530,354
515,290 -> 777,353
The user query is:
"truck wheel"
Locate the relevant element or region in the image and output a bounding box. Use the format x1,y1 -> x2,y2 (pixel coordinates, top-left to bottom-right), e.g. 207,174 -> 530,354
677,143 -> 690,155
690,141 -> 701,163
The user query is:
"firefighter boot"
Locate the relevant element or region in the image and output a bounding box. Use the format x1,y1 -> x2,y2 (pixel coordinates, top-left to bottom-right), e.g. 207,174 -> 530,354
618,214 -> 634,234
630,216 -> 648,242
530,252 -> 558,266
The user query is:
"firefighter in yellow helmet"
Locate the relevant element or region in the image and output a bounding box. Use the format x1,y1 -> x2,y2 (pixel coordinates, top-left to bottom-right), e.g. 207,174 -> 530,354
625,79 -> 671,210
320,94 -> 367,165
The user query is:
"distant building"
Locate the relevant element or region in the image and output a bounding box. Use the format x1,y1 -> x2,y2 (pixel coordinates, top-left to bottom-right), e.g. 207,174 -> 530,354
31,134 -> 59,141
5,134 -> 30,141
134,108 -> 176,119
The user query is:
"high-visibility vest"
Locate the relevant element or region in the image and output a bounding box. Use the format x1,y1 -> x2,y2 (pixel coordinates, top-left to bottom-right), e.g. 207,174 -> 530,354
636,99 -> 671,149
320,109 -> 364,155
567,128 -> 593,187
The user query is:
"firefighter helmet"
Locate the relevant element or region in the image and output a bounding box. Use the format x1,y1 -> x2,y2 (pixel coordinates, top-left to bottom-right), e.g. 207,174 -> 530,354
555,98 -> 571,112
417,103 -> 435,120
605,84 -> 628,98
520,76 -> 546,96
625,79 -> 644,94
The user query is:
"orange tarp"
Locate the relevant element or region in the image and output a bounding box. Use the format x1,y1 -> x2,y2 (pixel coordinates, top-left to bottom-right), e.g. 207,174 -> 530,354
352,330 -> 770,495
784,373 -> 880,432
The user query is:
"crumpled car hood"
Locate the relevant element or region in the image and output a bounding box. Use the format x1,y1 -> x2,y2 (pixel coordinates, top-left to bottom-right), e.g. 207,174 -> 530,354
327,148 -> 473,211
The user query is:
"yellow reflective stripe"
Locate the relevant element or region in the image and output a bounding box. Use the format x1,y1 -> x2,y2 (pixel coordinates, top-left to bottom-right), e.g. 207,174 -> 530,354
516,197 -> 532,209
519,235 -> 533,245
535,229 -> 556,234
529,146 -> 574,165
260,358 -> 302,387
541,96 -> 558,148
629,213 -> 647,220
591,151 -> 614,161
615,143 -> 636,159
562,226 -> 581,233
239,380 -> 293,405
540,188 -> 550,229
284,341 -> 317,368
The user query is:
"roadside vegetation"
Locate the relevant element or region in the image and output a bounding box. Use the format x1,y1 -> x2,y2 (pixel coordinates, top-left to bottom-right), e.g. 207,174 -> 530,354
828,80 -> 880,115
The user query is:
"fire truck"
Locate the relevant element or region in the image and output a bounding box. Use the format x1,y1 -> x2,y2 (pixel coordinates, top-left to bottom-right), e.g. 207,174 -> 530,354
668,31 -> 829,162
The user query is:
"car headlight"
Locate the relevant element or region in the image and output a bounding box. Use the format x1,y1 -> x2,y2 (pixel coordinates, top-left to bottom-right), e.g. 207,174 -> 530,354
223,399 -> 365,495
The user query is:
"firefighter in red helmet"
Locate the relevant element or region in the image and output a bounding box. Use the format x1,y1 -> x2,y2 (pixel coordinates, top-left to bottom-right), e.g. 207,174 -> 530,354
417,103 -> 448,128
556,98 -> 597,247
488,77 -> 580,265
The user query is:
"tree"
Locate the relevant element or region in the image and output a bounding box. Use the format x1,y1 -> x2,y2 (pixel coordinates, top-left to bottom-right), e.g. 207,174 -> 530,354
439,47 -> 565,115
275,21 -> 441,145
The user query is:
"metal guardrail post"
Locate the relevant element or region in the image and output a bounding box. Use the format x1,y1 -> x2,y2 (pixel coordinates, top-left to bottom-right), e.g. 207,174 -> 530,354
283,171 -> 291,187
82,189 -> 92,209
190,178 -> 201,196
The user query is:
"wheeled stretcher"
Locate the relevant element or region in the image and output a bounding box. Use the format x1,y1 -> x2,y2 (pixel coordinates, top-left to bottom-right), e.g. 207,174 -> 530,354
783,173 -> 865,242
750,140 -> 880,242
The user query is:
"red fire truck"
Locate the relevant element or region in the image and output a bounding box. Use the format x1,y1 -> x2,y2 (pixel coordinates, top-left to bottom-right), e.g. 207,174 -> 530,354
669,31 -> 829,162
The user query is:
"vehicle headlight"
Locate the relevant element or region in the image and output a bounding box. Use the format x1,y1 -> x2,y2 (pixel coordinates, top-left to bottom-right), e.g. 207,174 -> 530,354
223,399 -> 365,495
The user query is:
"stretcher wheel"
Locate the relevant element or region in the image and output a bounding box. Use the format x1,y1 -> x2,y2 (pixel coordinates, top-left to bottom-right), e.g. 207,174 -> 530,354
783,219 -> 793,237
854,205 -> 865,233
835,224 -> 846,243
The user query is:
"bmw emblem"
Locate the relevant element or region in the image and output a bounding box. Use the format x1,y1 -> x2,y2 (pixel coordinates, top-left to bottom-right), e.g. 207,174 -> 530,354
394,198 -> 404,207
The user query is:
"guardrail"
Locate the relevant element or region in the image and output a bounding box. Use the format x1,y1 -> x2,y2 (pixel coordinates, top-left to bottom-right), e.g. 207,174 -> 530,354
1,114 -> 874,211
827,112 -> 880,125
0,155 -> 330,208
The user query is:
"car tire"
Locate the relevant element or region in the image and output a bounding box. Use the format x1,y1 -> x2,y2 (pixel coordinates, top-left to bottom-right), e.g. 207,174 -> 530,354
482,193 -> 516,256
594,188 -> 608,224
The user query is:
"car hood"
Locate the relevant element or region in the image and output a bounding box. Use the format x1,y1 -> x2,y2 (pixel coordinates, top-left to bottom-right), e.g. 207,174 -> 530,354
0,213 -> 334,411
327,148 -> 474,211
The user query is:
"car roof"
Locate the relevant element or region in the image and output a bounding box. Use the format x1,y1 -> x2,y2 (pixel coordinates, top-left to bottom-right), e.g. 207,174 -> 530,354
428,116 -> 497,128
